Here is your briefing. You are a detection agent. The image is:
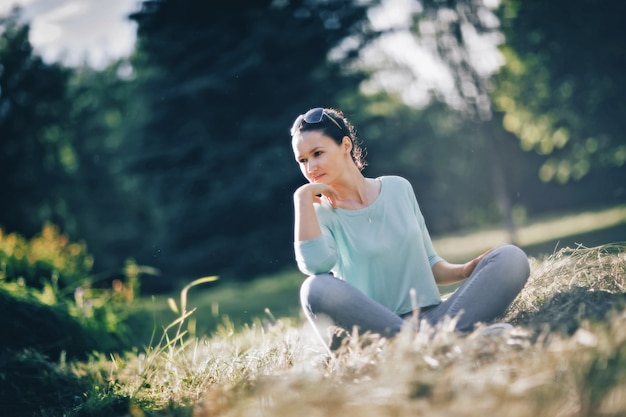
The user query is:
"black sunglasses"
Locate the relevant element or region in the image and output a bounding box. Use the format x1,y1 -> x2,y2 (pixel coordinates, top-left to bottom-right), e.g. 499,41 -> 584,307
290,107 -> 344,136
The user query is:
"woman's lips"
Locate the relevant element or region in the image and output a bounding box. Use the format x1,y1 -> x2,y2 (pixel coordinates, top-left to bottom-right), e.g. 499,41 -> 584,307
313,174 -> 325,182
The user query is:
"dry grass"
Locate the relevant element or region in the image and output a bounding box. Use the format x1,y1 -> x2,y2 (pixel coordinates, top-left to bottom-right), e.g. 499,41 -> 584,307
506,243 -> 626,334
78,243 -> 626,417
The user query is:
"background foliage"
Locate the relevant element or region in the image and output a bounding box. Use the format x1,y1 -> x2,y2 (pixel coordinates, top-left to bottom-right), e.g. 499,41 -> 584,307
0,224 -> 136,358
0,0 -> 624,292
495,0 -> 626,185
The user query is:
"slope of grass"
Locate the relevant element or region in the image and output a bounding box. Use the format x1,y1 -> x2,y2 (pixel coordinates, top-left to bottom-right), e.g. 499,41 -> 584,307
58,243 -> 626,417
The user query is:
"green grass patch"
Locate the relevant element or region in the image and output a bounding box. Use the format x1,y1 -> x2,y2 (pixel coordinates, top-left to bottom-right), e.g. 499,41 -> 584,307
124,269 -> 304,347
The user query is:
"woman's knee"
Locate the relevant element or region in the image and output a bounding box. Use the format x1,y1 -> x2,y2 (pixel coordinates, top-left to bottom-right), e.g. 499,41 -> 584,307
493,244 -> 531,285
300,273 -> 335,313
502,244 -> 530,271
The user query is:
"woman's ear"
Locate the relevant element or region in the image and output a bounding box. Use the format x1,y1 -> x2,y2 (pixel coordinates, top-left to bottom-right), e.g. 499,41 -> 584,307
341,136 -> 352,154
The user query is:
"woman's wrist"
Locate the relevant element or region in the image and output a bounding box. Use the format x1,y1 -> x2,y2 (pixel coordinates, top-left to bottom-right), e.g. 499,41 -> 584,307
460,264 -> 469,279
294,191 -> 315,207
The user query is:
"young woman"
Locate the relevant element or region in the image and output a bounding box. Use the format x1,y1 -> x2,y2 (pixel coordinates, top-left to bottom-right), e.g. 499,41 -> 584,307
291,107 -> 530,348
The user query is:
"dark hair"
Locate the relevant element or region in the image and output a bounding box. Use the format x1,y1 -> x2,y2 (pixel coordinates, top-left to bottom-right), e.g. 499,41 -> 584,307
294,107 -> 367,171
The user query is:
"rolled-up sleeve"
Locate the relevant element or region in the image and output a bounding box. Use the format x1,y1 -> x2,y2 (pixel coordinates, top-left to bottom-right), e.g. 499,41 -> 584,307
294,234 -> 337,275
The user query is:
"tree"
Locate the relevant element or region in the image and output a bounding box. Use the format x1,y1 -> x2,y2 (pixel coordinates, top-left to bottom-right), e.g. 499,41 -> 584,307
402,0 -> 521,242
494,0 -> 626,188
345,91 -> 543,237
0,9 -> 155,279
61,63 -> 158,275
0,10 -> 75,236
124,0 -> 379,281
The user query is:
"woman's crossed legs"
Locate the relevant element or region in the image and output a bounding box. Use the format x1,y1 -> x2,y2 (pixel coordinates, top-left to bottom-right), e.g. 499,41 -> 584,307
300,244 -> 530,347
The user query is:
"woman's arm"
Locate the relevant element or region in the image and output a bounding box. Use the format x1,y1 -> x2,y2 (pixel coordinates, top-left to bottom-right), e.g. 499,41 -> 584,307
293,183 -> 339,274
432,249 -> 491,285
293,183 -> 338,241
431,261 -> 466,285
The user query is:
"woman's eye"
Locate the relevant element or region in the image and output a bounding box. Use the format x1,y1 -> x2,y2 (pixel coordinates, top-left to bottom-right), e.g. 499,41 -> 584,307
314,151 -> 323,157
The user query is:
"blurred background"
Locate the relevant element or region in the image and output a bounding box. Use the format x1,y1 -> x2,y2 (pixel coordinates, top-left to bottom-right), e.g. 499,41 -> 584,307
1,0 -> 625,294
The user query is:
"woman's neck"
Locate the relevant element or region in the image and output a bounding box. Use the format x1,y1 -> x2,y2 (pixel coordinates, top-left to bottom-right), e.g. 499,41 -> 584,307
331,168 -> 377,209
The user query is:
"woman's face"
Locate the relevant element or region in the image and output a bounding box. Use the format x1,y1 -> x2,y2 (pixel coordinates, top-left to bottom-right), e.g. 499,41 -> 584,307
292,130 -> 352,184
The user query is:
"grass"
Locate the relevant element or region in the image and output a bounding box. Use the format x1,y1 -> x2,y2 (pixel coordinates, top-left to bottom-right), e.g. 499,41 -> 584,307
4,207 -> 626,417
125,269 -> 303,347
41,242 -> 625,417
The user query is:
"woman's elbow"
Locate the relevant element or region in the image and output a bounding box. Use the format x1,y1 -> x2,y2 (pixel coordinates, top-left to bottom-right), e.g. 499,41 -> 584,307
296,258 -> 335,276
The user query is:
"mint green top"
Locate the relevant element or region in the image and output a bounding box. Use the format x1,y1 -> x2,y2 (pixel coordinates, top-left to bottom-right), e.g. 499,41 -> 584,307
294,175 -> 443,315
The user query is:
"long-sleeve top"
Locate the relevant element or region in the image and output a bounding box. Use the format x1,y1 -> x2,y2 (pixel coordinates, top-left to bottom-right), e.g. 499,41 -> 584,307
294,175 -> 443,315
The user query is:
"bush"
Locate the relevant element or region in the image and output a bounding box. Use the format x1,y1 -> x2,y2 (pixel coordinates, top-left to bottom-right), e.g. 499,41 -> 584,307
0,224 -> 143,357
0,223 -> 93,293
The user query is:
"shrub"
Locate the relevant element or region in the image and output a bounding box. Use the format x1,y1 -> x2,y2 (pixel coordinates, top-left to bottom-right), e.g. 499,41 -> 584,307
0,223 -> 93,293
0,225 -> 143,357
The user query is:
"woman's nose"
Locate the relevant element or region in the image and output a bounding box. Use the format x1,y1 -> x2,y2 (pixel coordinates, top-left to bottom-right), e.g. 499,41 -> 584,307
307,161 -> 317,172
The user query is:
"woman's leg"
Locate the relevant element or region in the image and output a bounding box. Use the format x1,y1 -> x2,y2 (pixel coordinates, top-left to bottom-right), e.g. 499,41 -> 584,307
300,273 -> 407,347
421,245 -> 530,332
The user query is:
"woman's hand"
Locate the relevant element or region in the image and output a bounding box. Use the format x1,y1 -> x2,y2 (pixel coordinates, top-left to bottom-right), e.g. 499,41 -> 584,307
293,183 -> 339,241
461,249 -> 492,278
294,183 -> 339,208
433,249 -> 492,285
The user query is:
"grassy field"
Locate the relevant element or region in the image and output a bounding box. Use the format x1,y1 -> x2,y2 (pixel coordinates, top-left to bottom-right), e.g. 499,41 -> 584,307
4,206 -> 626,417
74,243 -> 626,416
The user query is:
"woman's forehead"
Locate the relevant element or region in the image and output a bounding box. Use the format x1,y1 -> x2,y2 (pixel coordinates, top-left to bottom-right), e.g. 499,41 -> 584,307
292,131 -> 335,154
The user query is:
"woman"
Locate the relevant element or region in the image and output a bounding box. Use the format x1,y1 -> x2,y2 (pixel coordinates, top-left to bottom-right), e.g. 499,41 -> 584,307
291,107 -> 530,348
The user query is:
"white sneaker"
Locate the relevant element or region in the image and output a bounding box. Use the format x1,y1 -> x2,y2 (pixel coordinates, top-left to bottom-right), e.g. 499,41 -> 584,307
477,322 -> 513,337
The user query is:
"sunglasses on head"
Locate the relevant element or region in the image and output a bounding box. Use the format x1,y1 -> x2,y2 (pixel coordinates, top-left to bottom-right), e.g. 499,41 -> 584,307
290,107 -> 344,136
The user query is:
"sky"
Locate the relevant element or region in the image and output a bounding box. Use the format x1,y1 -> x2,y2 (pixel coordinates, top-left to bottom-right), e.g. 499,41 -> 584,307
0,0 -> 501,108
0,0 -> 444,73
0,0 -> 139,68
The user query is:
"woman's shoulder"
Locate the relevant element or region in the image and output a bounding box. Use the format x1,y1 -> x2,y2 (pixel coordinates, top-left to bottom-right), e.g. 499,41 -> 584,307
378,175 -> 412,189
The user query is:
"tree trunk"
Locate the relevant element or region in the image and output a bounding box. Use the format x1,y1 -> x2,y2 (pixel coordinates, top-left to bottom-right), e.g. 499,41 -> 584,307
482,122 -> 518,244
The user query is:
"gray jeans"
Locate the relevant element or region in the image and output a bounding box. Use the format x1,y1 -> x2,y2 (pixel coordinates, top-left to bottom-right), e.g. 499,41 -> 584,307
300,245 -> 530,343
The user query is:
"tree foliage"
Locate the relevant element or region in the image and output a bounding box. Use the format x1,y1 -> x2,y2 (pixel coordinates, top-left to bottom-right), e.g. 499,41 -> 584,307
494,0 -> 626,185
124,0 -> 378,280
403,0 -> 522,239
0,10 -> 150,275
1,1 -> 623,289
0,11 -> 74,235
416,0 -> 502,120
61,63 -> 156,274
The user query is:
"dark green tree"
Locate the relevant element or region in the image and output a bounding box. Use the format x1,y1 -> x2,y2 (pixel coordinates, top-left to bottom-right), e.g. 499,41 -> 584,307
126,0 -> 379,281
61,63 -> 158,275
368,0 -> 625,239
0,10 -> 75,235
0,10 -> 154,278
494,0 -> 626,192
